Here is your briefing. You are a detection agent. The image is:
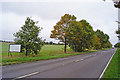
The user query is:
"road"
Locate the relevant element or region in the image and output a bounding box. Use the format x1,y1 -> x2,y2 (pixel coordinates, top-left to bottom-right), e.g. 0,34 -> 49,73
2,48 -> 116,79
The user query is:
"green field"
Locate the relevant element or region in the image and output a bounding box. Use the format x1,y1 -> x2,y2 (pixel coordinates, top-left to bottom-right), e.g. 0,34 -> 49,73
0,42 -> 10,56
1,42 -> 98,65
103,48 -> 120,79
1,42 -> 74,57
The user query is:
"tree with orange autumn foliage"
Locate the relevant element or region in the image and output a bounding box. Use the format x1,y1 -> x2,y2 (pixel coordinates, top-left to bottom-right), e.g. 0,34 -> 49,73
93,34 -> 101,50
50,14 -> 112,52
50,14 -> 76,53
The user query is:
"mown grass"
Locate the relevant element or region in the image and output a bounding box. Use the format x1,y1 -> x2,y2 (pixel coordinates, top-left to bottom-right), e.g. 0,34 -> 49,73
2,50 -> 97,65
0,42 -> 10,57
1,42 -> 98,65
1,43 -> 73,57
1,42 -> 110,66
2,51 -> 95,65
103,48 -> 120,79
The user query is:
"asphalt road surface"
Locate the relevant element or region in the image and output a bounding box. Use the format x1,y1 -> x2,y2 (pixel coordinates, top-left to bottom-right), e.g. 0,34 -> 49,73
2,48 -> 116,79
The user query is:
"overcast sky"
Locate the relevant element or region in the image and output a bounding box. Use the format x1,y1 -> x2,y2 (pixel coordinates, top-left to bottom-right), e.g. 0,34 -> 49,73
0,0 -> 118,45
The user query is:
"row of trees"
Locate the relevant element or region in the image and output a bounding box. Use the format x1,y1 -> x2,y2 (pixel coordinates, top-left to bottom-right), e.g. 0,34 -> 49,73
50,14 -> 112,53
14,14 -> 112,56
13,0 -> 118,56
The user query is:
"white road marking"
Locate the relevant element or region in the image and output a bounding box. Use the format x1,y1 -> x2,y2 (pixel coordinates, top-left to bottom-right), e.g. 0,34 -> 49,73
62,64 -> 64,66
16,72 -> 39,79
98,50 -> 116,80
80,59 -> 84,61
75,60 -> 80,62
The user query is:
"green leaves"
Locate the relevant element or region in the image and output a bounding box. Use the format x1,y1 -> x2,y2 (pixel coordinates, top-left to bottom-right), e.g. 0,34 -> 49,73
13,17 -> 44,56
50,14 -> 77,41
114,43 -> 120,48
50,14 -> 112,52
95,29 -> 112,48
93,34 -> 101,49
50,14 -> 77,53
67,20 -> 95,52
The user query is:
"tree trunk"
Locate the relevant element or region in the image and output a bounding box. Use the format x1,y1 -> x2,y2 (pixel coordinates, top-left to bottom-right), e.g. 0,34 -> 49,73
34,50 -> 37,55
64,37 -> 67,53
26,49 -> 28,56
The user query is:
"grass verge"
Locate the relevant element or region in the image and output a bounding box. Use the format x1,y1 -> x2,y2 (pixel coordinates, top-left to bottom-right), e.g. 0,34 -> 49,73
1,42 -> 111,66
2,50 -> 96,66
103,48 -> 120,79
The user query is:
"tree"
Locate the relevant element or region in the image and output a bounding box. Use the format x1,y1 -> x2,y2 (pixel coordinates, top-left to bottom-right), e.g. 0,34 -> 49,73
93,34 -> 101,50
49,41 -> 53,45
79,20 -> 95,49
50,14 -> 76,53
13,17 -> 44,56
114,42 -> 120,48
95,29 -> 110,48
67,20 -> 94,52
67,21 -> 85,52
103,41 -> 112,48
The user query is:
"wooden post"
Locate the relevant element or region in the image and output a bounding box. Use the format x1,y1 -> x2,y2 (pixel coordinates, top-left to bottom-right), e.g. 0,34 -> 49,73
8,51 -> 12,57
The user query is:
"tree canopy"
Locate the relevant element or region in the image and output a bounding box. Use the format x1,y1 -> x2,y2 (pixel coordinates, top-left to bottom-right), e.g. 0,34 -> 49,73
95,29 -> 112,48
79,20 -> 95,49
14,17 -> 45,56
93,34 -> 101,50
114,42 -> 120,48
50,14 -> 76,53
66,21 -> 85,52
50,14 -> 112,52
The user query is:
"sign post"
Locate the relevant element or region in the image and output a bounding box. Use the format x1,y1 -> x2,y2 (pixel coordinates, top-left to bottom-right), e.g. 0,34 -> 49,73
8,44 -> 21,57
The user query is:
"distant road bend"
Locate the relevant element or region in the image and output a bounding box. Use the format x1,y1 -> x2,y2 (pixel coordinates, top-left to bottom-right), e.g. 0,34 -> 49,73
2,48 -> 116,79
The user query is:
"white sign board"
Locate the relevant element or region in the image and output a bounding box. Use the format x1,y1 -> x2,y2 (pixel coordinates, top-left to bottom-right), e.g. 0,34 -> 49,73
9,44 -> 21,52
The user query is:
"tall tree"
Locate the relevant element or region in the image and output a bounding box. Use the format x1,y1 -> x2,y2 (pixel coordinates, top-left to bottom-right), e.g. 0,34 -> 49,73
114,42 -> 120,48
67,21 -> 85,52
13,17 -> 44,56
79,20 -> 95,49
103,41 -> 112,48
95,29 -> 110,48
93,34 -> 101,50
50,14 -> 76,53
67,20 -> 94,52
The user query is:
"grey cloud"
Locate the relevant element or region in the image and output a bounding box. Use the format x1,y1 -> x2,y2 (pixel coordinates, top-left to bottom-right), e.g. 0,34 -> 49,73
2,2 -> 67,20
1,2 -> 118,45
